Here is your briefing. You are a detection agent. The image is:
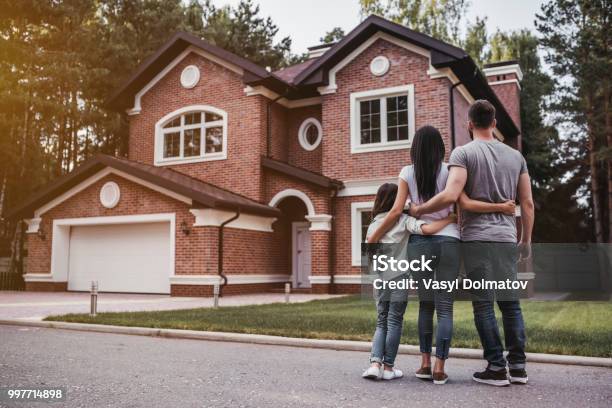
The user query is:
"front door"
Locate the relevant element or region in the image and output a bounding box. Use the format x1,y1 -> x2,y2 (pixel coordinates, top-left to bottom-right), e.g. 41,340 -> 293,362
292,222 -> 311,288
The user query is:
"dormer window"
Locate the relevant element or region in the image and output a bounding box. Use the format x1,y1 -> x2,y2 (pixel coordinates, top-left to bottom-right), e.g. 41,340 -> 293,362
155,105 -> 227,166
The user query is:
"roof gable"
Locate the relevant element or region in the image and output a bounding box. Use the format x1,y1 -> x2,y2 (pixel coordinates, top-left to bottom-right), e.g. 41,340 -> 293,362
107,32 -> 276,112
9,155 -> 280,220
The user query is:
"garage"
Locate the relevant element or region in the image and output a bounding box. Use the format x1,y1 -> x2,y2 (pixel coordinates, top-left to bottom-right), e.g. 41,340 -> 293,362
67,222 -> 171,294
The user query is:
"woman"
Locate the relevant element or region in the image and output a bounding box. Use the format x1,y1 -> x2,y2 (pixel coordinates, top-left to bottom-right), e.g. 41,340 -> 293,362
367,126 -> 515,384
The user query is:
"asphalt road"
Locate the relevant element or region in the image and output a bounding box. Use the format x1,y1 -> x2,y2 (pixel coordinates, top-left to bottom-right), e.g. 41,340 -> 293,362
1,325 -> 610,408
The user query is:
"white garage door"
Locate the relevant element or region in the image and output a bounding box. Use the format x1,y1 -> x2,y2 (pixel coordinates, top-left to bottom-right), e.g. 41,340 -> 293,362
67,222 -> 171,294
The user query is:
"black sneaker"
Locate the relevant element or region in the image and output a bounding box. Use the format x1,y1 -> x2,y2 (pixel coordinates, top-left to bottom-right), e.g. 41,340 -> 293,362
509,368 -> 528,384
472,367 -> 510,386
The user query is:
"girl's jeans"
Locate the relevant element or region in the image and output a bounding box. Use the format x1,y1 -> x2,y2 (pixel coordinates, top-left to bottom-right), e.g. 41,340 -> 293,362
409,234 -> 460,360
370,285 -> 408,367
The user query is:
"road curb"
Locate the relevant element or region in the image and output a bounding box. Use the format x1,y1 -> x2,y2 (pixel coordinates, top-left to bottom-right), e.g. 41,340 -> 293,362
1,319 -> 610,368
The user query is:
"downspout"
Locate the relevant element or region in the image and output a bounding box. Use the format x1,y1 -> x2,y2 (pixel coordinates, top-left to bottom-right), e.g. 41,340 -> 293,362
449,81 -> 462,150
218,209 -> 240,297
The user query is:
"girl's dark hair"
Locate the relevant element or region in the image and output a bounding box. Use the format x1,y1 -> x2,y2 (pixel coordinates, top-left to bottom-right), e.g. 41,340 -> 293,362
371,183 -> 398,219
410,125 -> 445,201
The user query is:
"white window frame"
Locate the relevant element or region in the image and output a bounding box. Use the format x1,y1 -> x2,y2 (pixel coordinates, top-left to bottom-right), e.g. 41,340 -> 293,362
154,105 -> 228,166
351,201 -> 374,266
298,118 -> 323,151
350,84 -> 415,154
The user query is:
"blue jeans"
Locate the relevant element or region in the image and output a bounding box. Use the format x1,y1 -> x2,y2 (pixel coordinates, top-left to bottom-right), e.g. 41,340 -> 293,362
463,242 -> 526,370
370,287 -> 408,367
409,234 -> 460,360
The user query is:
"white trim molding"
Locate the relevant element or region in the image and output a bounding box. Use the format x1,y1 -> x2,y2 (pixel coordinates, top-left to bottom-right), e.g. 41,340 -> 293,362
337,177 -> 396,197
350,84 -> 415,154
317,31 -> 432,95
244,86 -> 322,108
269,189 -> 316,217
298,118 -> 323,151
154,105 -> 228,166
23,273 -> 56,282
305,214 -> 332,231
189,209 -> 276,232
488,79 -> 521,90
33,167 -> 192,219
482,63 -> 523,81
333,274 -> 366,284
169,274 -> 290,286
351,201 -> 374,266
49,213 -> 176,284
127,46 -> 244,115
309,275 -> 332,284
25,217 -> 42,234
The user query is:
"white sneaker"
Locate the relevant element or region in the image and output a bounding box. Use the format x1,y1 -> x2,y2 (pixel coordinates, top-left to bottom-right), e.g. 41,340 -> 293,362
362,365 -> 382,380
382,368 -> 404,380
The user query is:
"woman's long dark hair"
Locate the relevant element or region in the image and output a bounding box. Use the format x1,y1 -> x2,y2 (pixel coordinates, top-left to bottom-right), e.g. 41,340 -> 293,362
410,125 -> 445,201
371,183 -> 398,219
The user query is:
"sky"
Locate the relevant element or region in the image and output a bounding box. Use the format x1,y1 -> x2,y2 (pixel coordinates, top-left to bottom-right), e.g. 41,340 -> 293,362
211,0 -> 547,54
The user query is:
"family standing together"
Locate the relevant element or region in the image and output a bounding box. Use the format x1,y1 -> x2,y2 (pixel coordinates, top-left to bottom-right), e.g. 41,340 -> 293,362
363,100 -> 535,386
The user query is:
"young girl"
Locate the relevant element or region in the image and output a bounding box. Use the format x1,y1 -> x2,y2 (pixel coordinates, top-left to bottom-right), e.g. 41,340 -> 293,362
362,183 -> 456,380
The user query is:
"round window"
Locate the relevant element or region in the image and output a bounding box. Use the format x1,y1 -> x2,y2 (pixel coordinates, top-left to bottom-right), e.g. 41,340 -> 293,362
370,56 -> 390,76
298,118 -> 322,151
180,65 -> 200,89
100,181 -> 121,209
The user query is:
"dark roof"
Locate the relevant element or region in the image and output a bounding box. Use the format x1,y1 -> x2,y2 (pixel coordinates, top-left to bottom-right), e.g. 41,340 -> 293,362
261,157 -> 343,190
290,15 -> 520,139
273,59 -> 317,83
106,15 -> 519,138
8,155 -> 280,219
307,42 -> 337,51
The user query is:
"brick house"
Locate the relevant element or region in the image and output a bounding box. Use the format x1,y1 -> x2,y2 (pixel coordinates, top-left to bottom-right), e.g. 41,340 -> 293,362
11,15 -> 523,296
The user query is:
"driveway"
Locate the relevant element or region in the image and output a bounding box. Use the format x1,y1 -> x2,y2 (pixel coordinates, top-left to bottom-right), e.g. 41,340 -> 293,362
2,325 -> 611,408
0,291 -> 340,320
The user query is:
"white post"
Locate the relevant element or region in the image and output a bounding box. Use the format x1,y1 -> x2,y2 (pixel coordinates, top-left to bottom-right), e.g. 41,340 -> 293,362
90,281 -> 98,317
213,283 -> 220,308
285,282 -> 291,303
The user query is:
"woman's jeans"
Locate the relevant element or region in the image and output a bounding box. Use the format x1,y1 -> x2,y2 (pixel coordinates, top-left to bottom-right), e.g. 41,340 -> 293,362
409,235 -> 460,360
370,285 -> 408,367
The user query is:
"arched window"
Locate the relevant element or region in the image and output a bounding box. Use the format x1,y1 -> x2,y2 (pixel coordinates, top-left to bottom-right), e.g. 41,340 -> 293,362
155,105 -> 227,165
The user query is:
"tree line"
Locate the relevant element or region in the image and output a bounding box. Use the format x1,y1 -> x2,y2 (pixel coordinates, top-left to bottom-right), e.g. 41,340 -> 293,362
0,0 -> 609,273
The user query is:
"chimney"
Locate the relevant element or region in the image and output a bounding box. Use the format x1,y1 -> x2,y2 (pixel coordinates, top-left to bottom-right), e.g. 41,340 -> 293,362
307,42 -> 335,59
483,61 -> 523,148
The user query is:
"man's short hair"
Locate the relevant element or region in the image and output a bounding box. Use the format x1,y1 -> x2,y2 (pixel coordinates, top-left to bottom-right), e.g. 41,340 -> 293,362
468,100 -> 496,129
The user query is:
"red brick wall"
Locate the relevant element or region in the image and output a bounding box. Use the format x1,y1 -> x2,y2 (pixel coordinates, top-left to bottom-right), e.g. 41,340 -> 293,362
485,72 -> 521,148
320,38 -> 452,181
453,89 -> 472,147
26,174 -> 211,278
128,53 -> 267,202
286,105 -> 323,174
25,173 -> 286,295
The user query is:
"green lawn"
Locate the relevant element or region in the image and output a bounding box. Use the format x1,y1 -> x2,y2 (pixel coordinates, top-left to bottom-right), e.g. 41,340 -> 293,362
45,296 -> 612,358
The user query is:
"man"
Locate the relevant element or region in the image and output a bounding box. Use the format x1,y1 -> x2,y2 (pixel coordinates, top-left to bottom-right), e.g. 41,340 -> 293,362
409,99 -> 535,386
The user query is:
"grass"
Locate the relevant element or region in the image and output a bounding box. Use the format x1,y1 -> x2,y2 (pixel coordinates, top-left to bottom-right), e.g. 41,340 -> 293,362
45,296 -> 612,358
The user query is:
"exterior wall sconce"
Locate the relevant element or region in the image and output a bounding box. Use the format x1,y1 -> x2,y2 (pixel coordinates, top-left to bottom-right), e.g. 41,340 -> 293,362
180,221 -> 191,236
37,224 -> 46,240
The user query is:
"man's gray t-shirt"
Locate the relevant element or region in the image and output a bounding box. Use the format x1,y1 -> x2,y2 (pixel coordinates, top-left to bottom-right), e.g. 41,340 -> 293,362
449,139 -> 528,242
